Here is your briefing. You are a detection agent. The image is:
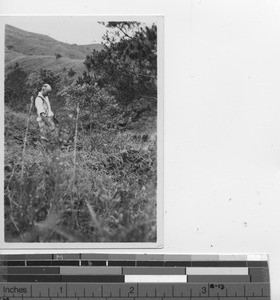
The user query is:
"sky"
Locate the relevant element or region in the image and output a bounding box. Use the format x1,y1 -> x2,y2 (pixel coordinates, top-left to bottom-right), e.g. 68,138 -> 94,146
4,17 -> 108,44
3,16 -> 156,45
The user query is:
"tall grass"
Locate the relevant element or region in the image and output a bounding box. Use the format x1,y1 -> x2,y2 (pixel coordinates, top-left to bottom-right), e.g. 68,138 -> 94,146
4,107 -> 157,243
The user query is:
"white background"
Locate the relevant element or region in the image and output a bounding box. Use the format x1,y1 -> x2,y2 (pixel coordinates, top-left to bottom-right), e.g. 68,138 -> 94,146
1,0 -> 280,298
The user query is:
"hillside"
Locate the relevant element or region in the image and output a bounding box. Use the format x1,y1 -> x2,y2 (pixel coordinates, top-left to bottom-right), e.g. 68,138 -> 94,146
5,24 -> 103,59
5,50 -> 85,82
4,22 -> 157,243
5,24 -> 103,82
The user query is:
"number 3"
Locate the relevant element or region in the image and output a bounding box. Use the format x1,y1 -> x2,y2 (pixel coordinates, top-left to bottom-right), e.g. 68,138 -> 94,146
202,287 -> 207,294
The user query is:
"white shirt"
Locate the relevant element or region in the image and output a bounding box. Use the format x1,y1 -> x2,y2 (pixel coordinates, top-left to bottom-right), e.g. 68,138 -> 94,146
35,91 -> 54,121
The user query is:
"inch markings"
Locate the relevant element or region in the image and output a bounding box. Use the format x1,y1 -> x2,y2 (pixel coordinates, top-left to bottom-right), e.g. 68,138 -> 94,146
0,254 -> 270,300
0,283 -> 270,298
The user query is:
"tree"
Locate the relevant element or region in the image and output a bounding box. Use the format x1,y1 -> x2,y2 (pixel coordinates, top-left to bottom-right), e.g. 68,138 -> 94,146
65,83 -> 123,132
80,22 -> 157,121
5,63 -> 30,111
5,66 -> 62,112
33,69 -> 61,94
55,53 -> 62,59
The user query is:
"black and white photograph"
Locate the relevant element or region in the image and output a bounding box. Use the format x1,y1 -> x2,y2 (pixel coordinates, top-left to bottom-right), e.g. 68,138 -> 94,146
2,16 -> 163,245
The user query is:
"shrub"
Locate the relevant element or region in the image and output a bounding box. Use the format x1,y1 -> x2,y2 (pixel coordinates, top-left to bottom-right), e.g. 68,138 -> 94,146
55,53 -> 62,59
68,68 -> 76,77
5,63 -> 30,112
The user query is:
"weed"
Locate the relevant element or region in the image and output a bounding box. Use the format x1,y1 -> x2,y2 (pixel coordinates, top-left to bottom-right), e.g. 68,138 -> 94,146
4,108 -> 157,243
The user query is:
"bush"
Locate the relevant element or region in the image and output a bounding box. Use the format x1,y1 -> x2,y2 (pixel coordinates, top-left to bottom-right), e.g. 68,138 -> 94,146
5,63 -> 30,112
68,68 -> 76,77
55,53 -> 62,59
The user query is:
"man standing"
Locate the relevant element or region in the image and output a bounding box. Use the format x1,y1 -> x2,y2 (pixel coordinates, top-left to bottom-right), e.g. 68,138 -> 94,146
35,84 -> 57,144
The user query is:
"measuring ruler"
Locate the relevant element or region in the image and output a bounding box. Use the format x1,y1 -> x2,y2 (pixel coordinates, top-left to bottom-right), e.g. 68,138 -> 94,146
0,254 -> 270,300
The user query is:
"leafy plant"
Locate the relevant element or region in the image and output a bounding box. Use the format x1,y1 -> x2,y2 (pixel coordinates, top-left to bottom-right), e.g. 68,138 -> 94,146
4,21 -> 158,243
68,68 -> 76,77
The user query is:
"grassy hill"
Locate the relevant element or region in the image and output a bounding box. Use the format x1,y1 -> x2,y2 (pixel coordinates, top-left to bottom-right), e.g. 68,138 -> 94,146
5,50 -> 86,82
5,24 -> 103,59
5,24 -> 103,82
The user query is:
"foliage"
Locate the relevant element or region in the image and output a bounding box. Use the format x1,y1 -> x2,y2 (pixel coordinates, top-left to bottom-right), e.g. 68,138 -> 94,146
5,63 -> 66,120
34,69 -> 61,94
4,21 -> 158,243
5,109 -> 157,242
68,67 -> 76,77
5,63 -> 30,111
80,22 -> 157,120
65,84 -> 125,132
5,64 -> 62,109
55,53 -> 62,59
29,68 -> 64,112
